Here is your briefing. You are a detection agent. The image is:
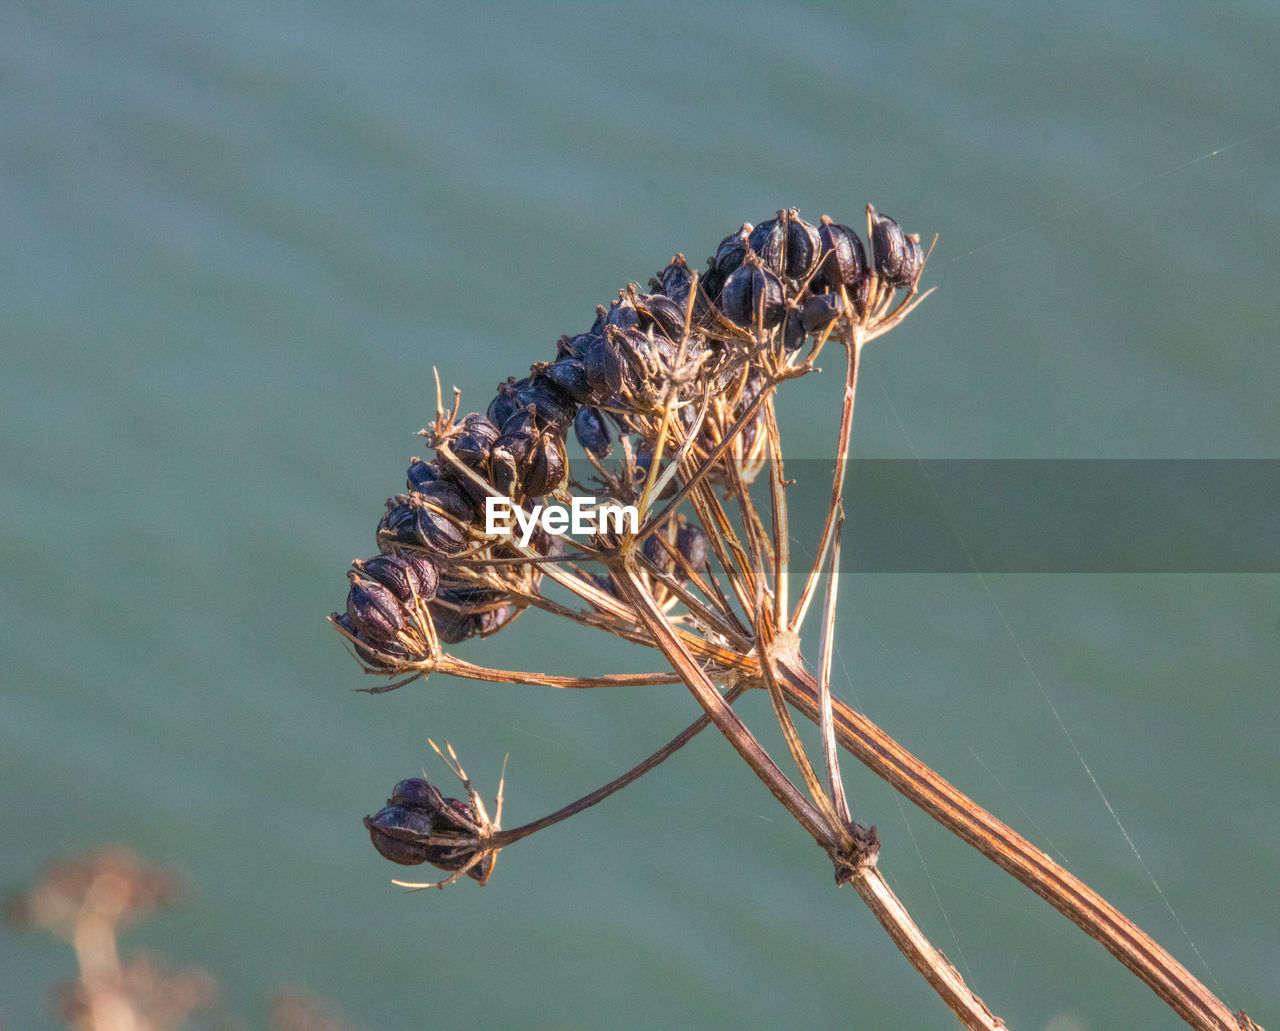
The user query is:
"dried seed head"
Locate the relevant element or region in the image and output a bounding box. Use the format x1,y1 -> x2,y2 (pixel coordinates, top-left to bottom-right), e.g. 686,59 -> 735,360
364,795 -> 491,880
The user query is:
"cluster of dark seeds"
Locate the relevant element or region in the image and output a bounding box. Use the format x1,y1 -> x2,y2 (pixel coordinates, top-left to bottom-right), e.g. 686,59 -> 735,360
364,777 -> 492,882
332,207 -> 924,672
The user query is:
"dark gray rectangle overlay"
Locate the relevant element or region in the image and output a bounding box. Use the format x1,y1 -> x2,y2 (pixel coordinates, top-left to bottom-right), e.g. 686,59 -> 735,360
563,459 -> 1278,572
793,460 -> 1279,572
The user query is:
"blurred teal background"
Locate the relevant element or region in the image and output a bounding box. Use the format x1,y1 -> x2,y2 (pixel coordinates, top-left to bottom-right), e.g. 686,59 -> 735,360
3,2 -> 1277,1028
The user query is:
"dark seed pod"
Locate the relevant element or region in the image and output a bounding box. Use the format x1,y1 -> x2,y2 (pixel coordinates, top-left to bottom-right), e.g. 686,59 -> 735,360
518,430 -> 568,496
512,376 -> 577,430
869,208 -> 907,283
642,530 -> 675,577
347,573 -> 406,640
606,326 -> 660,395
603,297 -> 640,331
895,233 -> 924,290
431,606 -> 480,645
801,293 -> 843,334
700,264 -> 725,306
718,261 -> 786,330
490,410 -> 537,494
537,355 -> 594,405
365,804 -> 435,865
378,494 -> 418,549
475,603 -> 518,637
784,213 -> 822,280
564,332 -> 603,360
410,507 -> 469,557
390,777 -> 436,808
574,405 -> 613,457
676,521 -> 710,574
717,265 -> 752,324
354,553 -> 439,604
417,480 -> 476,524
712,224 -> 751,277
432,578 -> 502,636
583,332 -> 624,401
406,457 -> 440,493
438,460 -> 492,514
747,216 -> 786,276
703,226 -> 751,306
486,379 -> 523,431
432,576 -> 515,643
334,611 -> 412,670
638,292 -> 687,341
815,216 -> 867,292
657,254 -> 705,317
452,413 -> 500,469
382,483 -> 473,557
783,307 -> 806,350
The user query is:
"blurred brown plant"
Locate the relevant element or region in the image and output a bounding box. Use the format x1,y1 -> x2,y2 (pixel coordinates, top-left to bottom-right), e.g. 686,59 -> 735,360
6,847 -> 216,1031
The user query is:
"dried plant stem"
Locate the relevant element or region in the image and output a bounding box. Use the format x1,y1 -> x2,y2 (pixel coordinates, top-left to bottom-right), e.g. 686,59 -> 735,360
849,859 -> 1004,1030
493,684 -> 748,847
778,662 -> 1253,1031
792,330 -> 861,629
619,565 -> 1007,1028
610,561 -> 837,850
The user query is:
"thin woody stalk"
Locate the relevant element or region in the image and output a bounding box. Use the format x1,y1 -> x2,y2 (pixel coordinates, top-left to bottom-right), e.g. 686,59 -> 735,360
617,554 -> 1005,1031
777,661 -> 1255,1031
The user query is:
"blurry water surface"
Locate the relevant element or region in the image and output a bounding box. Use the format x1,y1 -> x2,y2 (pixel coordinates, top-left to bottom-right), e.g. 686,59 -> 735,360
3,2 -> 1277,1028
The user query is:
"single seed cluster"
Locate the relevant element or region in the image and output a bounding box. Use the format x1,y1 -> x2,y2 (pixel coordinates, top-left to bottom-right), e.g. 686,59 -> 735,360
332,207 -> 925,676
364,776 -> 494,884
